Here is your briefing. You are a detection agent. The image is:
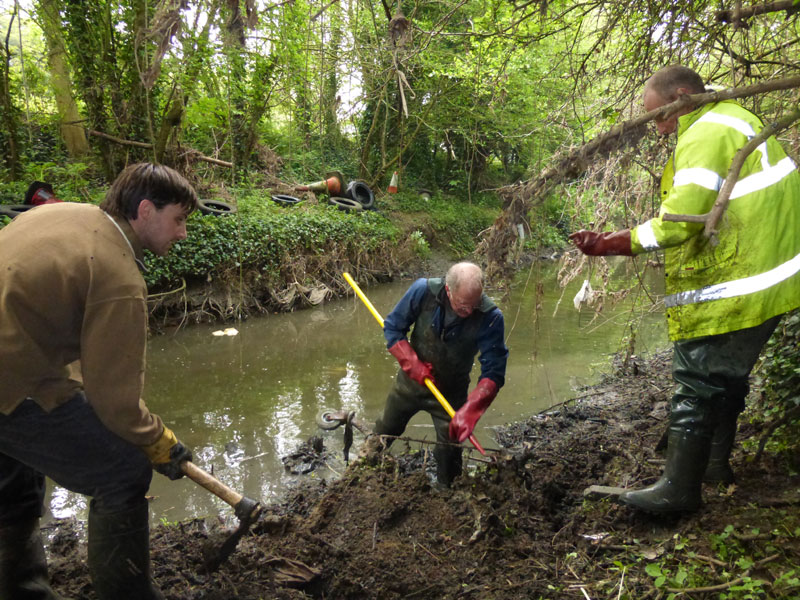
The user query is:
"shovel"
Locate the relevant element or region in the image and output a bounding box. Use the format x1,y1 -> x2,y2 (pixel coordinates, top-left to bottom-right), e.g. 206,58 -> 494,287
180,460 -> 262,572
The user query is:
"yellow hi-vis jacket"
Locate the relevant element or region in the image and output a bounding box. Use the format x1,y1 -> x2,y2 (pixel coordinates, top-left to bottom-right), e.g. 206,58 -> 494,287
630,100 -> 800,341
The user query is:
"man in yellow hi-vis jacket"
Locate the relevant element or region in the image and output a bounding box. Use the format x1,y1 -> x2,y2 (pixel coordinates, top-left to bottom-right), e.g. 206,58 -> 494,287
570,65 -> 800,514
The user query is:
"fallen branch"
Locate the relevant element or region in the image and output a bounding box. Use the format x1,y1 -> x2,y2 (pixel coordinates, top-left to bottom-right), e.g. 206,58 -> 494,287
87,129 -> 233,168
661,106 -> 800,242
499,75 -> 800,209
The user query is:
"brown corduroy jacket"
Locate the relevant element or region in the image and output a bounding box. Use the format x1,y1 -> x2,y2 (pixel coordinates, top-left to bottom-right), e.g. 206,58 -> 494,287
0,202 -> 163,446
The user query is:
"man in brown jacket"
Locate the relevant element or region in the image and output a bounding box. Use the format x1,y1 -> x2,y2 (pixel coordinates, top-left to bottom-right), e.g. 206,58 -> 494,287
0,163 -> 198,599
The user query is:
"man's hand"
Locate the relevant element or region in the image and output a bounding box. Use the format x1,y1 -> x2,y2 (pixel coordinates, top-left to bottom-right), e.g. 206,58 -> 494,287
153,442 -> 193,480
569,230 -> 633,256
449,378 -> 498,442
388,339 -> 434,386
142,426 -> 193,480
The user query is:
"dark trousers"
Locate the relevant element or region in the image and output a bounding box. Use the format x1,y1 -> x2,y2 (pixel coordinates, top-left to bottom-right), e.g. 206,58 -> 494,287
670,316 -> 781,434
375,371 -> 467,485
0,393 -> 152,525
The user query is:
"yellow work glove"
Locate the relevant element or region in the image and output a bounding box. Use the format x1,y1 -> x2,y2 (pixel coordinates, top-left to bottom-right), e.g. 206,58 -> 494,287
142,426 -> 193,480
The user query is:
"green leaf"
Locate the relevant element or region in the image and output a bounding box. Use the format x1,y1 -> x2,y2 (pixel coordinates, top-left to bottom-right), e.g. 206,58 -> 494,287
645,563 -> 662,577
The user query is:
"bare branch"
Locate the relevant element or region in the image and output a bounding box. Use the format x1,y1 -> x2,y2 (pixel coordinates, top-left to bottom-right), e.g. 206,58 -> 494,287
87,129 -> 234,168
716,0 -> 800,25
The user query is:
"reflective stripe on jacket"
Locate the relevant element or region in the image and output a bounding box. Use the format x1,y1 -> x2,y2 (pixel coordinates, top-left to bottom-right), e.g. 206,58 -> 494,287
630,100 -> 800,340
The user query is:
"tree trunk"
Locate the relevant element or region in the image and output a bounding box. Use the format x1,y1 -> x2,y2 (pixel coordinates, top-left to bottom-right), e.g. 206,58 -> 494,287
1,9 -> 21,178
37,0 -> 89,157
221,0 -> 249,170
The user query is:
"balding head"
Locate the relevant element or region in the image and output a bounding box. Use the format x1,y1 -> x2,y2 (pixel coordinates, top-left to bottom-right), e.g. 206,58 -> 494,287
445,262 -> 484,318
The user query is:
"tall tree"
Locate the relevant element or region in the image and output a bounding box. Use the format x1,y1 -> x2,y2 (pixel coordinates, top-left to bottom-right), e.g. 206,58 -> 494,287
1,5 -> 21,178
36,0 -> 89,157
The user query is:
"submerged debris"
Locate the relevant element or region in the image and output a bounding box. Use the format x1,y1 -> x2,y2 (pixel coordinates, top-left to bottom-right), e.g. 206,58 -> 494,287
281,435 -> 328,475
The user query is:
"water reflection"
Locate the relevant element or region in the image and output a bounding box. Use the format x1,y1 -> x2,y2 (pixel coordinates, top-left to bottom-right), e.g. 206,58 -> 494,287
44,259 -> 667,525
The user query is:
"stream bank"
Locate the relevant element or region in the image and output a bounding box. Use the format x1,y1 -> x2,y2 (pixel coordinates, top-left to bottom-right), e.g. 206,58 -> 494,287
45,349 -> 800,599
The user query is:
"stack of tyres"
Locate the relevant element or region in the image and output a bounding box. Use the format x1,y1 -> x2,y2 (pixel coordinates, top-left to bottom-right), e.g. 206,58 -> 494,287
344,180 -> 375,210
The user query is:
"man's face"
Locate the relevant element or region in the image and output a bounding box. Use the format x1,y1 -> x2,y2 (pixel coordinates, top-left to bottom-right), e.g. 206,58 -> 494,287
134,199 -> 189,256
446,284 -> 482,318
643,88 -> 679,136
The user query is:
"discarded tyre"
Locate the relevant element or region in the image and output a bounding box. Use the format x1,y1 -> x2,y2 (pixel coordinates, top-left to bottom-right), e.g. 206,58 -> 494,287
328,197 -> 363,212
271,194 -> 302,207
316,410 -> 344,431
198,199 -> 237,216
344,180 -> 375,210
0,204 -> 34,219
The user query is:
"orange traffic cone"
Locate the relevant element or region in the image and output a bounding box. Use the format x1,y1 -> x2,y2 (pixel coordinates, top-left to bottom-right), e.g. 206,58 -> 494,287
388,171 -> 399,194
296,170 -> 344,195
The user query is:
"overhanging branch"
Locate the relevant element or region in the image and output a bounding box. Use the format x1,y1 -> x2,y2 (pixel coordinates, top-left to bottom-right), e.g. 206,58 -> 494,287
716,0 -> 800,25
482,75 -> 800,283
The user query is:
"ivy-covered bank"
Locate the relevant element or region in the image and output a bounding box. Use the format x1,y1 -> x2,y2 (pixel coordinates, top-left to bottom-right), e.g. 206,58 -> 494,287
0,187 -> 511,325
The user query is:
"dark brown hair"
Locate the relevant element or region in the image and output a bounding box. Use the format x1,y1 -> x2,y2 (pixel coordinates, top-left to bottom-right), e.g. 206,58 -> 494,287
100,163 -> 198,220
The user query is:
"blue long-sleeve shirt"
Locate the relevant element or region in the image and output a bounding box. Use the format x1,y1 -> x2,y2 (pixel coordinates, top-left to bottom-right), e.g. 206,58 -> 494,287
383,278 -> 508,387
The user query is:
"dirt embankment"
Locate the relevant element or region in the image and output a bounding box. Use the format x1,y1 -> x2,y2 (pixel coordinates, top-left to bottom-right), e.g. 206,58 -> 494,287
46,350 -> 800,599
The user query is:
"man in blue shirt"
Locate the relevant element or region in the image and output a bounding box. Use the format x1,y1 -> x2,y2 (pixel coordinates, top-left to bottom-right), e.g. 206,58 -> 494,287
373,262 -> 508,486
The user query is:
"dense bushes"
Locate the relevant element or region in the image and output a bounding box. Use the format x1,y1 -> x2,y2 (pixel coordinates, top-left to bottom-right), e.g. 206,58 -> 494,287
145,200 -> 400,291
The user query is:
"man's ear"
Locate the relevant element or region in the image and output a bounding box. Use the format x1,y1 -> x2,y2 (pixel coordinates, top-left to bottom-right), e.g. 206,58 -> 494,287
136,198 -> 155,221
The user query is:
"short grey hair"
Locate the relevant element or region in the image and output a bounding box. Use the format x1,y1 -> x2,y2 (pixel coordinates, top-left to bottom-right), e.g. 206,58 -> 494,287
445,261 -> 484,293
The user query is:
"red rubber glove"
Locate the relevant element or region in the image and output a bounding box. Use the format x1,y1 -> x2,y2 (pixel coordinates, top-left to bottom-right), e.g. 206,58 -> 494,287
569,230 -> 633,256
449,378 -> 498,442
388,339 -> 434,386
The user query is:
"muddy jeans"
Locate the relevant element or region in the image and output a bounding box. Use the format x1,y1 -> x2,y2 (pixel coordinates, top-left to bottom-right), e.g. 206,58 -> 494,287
375,371 -> 467,486
0,393 -> 152,525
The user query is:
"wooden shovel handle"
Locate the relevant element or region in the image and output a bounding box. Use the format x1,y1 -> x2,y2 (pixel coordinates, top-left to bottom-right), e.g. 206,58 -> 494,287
181,461 -> 243,509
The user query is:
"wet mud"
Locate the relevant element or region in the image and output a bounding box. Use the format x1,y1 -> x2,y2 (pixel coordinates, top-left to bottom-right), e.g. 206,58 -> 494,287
46,350 -> 800,599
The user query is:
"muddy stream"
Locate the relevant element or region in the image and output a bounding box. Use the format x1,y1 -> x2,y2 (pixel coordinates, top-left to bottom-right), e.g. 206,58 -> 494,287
45,260 -> 666,526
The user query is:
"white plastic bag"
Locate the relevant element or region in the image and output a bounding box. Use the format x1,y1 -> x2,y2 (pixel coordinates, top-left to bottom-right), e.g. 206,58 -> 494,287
573,279 -> 594,310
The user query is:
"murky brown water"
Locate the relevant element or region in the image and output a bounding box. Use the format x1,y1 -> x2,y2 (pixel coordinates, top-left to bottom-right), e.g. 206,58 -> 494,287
45,260 -> 666,524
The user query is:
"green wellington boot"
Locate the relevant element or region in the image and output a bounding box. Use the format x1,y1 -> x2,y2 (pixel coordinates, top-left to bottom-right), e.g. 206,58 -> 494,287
619,427 -> 711,514
703,410 -> 739,485
87,501 -> 164,600
0,518 -> 61,599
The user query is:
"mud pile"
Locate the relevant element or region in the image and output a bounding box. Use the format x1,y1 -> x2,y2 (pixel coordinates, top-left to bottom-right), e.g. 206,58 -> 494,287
47,350 -> 800,599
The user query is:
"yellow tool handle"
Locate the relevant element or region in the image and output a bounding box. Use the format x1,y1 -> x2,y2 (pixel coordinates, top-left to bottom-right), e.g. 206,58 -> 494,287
424,380 -> 455,418
343,272 -> 485,455
343,272 -> 385,328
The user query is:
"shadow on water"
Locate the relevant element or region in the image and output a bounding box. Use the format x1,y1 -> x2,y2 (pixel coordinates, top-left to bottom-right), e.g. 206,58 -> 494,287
45,258 -> 667,524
